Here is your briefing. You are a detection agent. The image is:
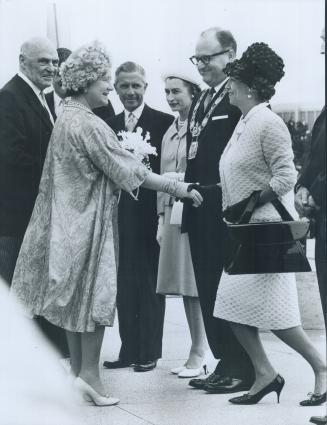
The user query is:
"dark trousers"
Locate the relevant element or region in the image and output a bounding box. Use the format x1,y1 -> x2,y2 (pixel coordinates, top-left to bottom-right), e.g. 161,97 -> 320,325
0,236 -> 69,357
116,271 -> 165,364
315,211 -> 326,333
187,199 -> 255,383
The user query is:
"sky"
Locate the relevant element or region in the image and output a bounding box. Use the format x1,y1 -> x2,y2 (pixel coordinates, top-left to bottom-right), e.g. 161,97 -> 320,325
0,0 -> 325,113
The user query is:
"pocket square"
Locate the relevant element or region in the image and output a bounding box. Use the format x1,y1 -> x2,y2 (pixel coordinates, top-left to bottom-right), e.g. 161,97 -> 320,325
212,115 -> 228,120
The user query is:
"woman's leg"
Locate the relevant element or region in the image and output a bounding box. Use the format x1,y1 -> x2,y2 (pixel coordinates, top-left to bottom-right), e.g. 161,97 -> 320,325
183,296 -> 208,368
79,326 -> 106,395
65,330 -> 81,376
230,322 -> 277,394
272,326 -> 326,394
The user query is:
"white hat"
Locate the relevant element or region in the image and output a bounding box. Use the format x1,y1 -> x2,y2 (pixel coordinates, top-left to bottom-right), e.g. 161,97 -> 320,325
161,64 -> 202,87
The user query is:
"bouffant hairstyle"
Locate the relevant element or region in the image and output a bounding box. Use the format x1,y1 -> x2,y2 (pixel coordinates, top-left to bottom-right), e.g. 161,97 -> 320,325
60,40 -> 111,96
224,42 -> 285,102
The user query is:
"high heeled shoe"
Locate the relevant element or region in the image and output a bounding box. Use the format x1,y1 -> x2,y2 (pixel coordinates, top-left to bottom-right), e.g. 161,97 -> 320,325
300,392 -> 326,406
171,366 -> 186,374
229,374 -> 285,405
74,377 -> 120,406
178,364 -> 208,379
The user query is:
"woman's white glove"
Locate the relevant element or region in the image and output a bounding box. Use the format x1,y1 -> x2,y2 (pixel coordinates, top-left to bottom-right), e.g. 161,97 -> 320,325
157,215 -> 164,246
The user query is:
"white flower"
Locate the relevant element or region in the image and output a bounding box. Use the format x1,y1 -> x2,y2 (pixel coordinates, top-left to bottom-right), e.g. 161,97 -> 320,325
118,127 -> 157,169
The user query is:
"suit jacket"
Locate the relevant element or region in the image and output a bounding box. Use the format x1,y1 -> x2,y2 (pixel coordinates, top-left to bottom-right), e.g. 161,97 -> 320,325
45,90 -> 56,120
297,107 -> 326,210
106,104 -> 174,272
0,74 -> 53,237
182,85 -> 241,232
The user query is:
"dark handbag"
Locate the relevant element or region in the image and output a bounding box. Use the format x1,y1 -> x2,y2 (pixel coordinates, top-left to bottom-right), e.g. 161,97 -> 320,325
224,192 -> 312,275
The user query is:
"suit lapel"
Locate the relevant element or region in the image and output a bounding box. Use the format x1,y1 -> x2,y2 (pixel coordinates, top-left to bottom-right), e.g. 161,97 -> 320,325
135,104 -> 150,132
15,75 -> 53,130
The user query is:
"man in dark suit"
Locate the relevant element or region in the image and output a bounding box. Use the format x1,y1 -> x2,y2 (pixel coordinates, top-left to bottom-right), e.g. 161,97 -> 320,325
0,37 -> 68,357
46,47 -> 72,119
295,29 -> 326,425
103,62 -> 174,372
182,27 -> 255,393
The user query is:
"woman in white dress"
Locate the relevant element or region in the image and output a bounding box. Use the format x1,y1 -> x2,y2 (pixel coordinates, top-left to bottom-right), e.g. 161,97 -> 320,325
10,41 -> 203,407
156,71 -> 208,378
213,43 -> 326,405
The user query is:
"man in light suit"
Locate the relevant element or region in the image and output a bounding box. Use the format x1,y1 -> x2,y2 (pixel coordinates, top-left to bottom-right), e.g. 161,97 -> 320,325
182,27 -> 255,392
103,62 -> 174,372
0,37 -> 68,357
295,28 -> 326,425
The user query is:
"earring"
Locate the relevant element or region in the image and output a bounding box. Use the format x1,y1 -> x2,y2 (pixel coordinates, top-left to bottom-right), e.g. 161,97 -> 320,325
247,92 -> 252,98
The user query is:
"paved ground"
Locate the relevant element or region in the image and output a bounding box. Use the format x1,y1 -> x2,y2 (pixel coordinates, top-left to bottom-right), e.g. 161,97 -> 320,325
79,296 -> 326,425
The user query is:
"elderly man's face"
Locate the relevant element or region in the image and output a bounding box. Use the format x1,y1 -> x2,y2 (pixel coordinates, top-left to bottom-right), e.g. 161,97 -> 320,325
20,45 -> 59,90
115,71 -> 147,112
195,33 -> 234,87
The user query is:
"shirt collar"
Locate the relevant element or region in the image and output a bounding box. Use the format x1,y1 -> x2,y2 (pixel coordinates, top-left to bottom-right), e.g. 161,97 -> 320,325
124,103 -> 145,121
212,77 -> 229,94
18,71 -> 44,102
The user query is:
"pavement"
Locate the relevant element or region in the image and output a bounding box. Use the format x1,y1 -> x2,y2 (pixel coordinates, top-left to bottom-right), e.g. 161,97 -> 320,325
79,296 -> 326,425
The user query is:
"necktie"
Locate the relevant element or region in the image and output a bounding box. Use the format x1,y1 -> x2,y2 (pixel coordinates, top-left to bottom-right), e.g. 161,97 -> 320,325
126,112 -> 137,132
39,91 -> 55,125
204,87 -> 216,111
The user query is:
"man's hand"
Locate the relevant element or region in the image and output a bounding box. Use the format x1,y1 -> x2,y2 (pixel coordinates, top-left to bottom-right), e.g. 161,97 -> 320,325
295,186 -> 316,217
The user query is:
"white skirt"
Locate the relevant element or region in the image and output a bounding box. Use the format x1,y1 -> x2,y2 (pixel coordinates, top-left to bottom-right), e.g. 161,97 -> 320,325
214,271 -> 301,330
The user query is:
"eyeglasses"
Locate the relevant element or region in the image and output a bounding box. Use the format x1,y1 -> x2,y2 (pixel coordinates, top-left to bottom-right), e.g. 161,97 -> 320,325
189,49 -> 230,66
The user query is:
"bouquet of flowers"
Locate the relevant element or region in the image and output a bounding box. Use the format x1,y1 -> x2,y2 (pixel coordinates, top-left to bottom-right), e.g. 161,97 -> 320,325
118,127 -> 157,170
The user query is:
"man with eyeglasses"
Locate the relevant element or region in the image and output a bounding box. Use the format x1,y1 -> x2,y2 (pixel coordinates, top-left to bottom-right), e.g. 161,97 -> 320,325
0,37 -> 68,357
182,27 -> 255,394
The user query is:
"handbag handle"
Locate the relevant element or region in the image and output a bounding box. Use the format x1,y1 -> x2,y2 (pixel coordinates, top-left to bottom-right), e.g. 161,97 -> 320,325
238,191 -> 295,224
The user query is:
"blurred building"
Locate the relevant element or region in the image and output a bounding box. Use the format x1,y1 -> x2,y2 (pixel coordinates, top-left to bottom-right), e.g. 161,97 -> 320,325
273,103 -> 322,131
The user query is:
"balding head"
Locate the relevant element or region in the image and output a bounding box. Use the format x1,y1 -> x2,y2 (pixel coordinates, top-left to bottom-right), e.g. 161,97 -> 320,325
19,37 -> 58,90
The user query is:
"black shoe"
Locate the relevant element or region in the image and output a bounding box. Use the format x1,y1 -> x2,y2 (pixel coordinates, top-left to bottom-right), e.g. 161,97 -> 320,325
310,416 -> 327,425
103,359 -> 134,369
189,372 -> 222,389
134,360 -> 157,372
229,374 -> 285,405
300,392 -> 326,406
204,376 -> 251,394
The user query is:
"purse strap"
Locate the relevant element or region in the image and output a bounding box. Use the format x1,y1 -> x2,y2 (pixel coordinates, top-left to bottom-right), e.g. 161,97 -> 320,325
238,191 -> 294,224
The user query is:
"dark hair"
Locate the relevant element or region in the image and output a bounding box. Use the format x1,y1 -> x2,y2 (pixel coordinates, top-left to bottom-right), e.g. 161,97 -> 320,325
57,47 -> 72,66
166,77 -> 201,97
224,42 -> 285,102
201,27 -> 237,53
115,61 -> 146,81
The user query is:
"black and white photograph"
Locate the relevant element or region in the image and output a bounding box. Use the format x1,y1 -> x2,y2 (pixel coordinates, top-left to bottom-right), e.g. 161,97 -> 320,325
0,0 -> 325,424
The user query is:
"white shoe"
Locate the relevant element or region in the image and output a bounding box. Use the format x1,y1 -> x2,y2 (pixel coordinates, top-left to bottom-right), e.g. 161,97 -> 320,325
74,377 -> 120,406
171,366 -> 186,375
178,364 -> 208,379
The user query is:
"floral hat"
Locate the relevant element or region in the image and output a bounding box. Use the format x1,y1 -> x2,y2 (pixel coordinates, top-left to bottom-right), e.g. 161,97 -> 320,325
60,40 -> 111,92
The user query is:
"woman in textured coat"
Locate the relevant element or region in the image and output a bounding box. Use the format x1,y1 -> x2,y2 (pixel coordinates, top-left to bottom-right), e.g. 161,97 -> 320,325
213,42 -> 326,406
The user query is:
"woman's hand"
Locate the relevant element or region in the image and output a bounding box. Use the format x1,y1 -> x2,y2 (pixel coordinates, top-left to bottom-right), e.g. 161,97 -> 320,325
156,215 -> 164,246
